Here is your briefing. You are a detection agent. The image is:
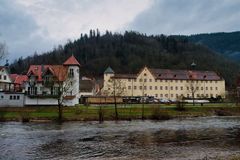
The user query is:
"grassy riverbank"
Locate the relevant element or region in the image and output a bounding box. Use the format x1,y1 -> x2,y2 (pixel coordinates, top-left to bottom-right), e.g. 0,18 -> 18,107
0,103 -> 240,122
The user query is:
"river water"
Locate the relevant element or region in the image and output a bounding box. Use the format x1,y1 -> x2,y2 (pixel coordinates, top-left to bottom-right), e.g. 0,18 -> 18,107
1,117 -> 240,160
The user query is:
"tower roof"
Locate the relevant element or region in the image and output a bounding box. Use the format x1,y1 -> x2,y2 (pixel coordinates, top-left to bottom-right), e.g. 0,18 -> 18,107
63,55 -> 81,66
104,66 -> 114,74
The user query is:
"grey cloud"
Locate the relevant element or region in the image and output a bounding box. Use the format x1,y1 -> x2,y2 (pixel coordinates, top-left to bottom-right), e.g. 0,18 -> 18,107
0,0 -> 54,62
128,0 -> 240,35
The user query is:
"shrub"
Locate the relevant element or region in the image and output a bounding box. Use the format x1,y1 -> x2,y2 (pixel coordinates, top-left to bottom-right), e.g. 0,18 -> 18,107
20,112 -> 30,122
151,107 -> 171,120
175,101 -> 186,111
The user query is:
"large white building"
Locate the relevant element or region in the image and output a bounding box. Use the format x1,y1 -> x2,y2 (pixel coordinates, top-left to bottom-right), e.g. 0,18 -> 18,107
24,55 -> 81,106
102,66 -> 225,100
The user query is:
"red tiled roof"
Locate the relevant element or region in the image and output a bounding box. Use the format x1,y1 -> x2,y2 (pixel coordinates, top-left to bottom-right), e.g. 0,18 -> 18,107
149,68 -> 222,81
14,75 -> 28,85
0,66 -> 5,71
109,67 -> 223,81
27,65 -> 68,82
63,55 -> 80,66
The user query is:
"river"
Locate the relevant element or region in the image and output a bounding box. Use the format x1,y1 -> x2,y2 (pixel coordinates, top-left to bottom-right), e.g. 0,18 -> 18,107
1,117 -> 240,160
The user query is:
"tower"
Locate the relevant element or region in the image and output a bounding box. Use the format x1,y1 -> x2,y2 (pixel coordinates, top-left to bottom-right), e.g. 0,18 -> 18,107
63,55 -> 81,104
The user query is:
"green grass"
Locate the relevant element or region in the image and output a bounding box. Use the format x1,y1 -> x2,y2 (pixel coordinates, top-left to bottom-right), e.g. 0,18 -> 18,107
0,103 -> 240,122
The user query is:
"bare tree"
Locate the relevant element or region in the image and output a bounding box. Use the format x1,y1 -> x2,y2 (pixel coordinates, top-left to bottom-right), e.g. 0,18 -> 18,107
185,80 -> 201,106
104,78 -> 126,120
50,66 -> 76,122
140,77 -> 146,119
0,42 -> 7,62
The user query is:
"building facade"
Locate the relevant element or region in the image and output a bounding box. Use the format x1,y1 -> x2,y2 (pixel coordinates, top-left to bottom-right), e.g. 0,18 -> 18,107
24,55 -> 80,106
102,66 -> 225,100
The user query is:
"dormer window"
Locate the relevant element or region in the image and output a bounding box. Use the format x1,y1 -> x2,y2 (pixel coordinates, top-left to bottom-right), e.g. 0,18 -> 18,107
174,74 -> 177,78
158,74 -> 161,77
203,75 -> 207,78
144,73 -> 147,76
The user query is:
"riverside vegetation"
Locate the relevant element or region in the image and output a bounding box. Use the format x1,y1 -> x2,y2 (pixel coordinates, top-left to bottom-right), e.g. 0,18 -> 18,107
0,103 -> 239,122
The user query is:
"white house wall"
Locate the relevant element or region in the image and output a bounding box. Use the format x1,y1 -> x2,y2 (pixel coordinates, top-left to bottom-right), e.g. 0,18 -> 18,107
0,92 -> 24,107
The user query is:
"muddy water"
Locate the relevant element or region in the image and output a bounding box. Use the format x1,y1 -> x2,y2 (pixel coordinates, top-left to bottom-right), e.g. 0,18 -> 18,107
1,117 -> 240,160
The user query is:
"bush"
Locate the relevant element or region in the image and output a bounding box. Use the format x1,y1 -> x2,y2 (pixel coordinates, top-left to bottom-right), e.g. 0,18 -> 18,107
175,101 -> 186,111
151,107 -> 171,120
20,112 -> 30,122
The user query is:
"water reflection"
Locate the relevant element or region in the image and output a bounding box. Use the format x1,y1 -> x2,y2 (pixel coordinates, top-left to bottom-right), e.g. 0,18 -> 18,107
1,117 -> 240,159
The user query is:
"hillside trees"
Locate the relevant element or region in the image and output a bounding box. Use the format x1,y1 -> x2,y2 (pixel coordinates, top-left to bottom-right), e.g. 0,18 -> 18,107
9,30 -> 240,87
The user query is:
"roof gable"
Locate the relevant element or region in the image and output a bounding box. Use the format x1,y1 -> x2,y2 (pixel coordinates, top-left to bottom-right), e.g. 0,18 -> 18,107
63,55 -> 80,66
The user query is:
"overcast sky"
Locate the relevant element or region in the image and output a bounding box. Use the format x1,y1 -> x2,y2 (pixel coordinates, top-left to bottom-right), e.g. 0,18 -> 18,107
1,0 -> 240,62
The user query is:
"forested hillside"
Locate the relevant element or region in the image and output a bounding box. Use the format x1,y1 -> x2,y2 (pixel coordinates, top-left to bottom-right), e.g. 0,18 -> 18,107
187,31 -> 240,60
10,30 -> 240,86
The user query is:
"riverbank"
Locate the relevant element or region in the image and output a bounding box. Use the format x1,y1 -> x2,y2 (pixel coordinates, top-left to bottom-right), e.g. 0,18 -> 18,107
0,103 -> 239,122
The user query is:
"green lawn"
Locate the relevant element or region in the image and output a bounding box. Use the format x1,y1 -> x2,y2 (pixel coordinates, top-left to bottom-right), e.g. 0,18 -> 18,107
0,103 -> 240,122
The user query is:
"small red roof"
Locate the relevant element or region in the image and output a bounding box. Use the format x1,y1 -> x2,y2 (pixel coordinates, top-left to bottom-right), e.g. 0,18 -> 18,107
63,55 -> 80,66
15,75 -> 28,85
10,74 -> 28,85
27,65 -> 68,82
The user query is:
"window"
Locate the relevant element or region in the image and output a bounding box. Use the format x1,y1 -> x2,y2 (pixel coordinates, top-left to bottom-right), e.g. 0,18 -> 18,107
210,87 -> 212,90
215,87 -> 218,90
140,86 -> 142,90
134,79 -> 136,82
149,86 -> 152,90
165,94 -> 168,98
155,79 -> 157,82
170,80 -> 173,82
215,81 -> 217,84
144,79 -> 147,82
206,94 -> 209,97
139,79 -> 142,82
1,95 -> 3,99
134,86 -> 137,90
144,86 -> 147,90
175,86 -> 178,90
128,86 -> 131,90
165,80 -> 167,82
180,80 -> 183,83
128,79 -> 131,82
176,94 -> 178,98
196,87 -> 199,90
206,87 -> 208,90
155,94 -> 158,97
144,73 -> 147,76
13,96 -> 16,100
149,79 -> 152,82
28,87 -> 37,95
160,86 -> 163,90
155,86 -> 157,90
187,94 -> 189,97
4,75 -> 6,80
181,86 -> 183,90
201,87 -> 203,90
10,95 -> 12,100
165,86 -> 168,90
187,87 -> 189,90
0,75 -> 1,79
170,86 -> 173,90
171,94 -> 173,97
69,68 -> 74,77
160,94 -> 163,97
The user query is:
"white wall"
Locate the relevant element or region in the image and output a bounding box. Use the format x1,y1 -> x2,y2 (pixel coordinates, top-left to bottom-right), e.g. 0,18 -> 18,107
0,92 -> 24,107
